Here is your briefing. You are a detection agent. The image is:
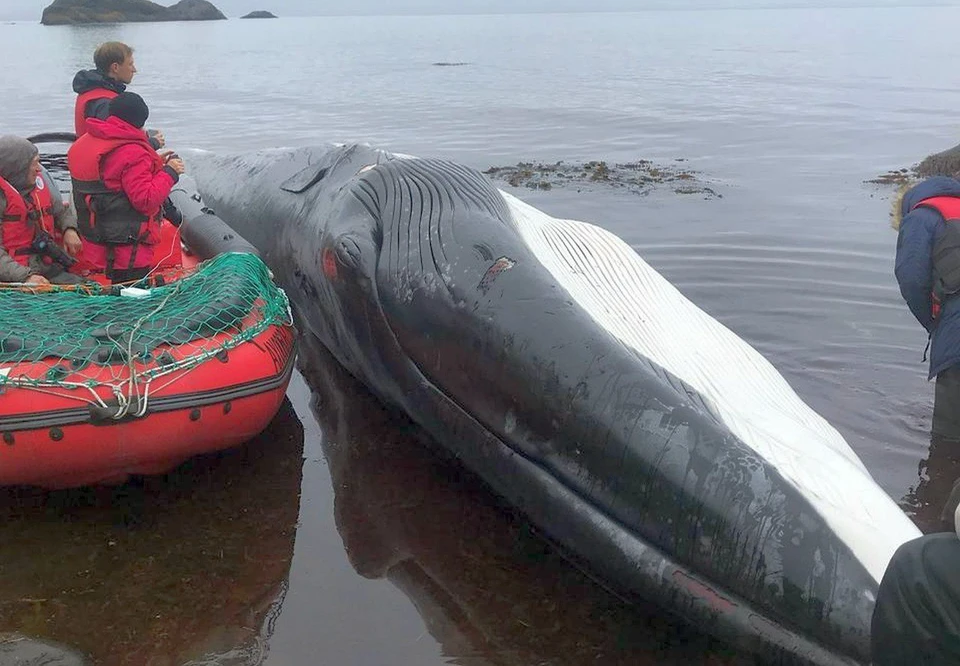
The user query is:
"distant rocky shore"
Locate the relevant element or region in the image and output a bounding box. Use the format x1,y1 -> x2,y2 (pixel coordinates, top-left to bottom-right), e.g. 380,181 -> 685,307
484,158 -> 722,199
867,142 -> 960,186
41,0 -> 226,25
240,10 -> 277,18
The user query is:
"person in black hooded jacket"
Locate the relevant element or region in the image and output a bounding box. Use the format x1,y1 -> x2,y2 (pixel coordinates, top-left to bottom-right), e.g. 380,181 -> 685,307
72,41 -> 164,150
872,480 -> 960,665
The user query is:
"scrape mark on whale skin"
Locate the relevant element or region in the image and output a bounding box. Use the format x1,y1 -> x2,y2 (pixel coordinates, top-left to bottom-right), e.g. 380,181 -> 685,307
477,256 -> 517,295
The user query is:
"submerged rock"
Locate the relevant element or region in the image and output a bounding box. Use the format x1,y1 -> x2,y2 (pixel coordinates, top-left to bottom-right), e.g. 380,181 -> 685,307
240,10 -> 277,18
483,158 -> 721,199
41,0 -> 226,25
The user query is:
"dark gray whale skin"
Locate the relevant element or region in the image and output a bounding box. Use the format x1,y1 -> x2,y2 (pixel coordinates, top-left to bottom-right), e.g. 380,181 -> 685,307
176,144 -> 875,666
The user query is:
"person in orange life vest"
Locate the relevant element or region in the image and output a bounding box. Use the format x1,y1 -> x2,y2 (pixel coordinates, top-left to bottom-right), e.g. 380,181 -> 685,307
0,136 -> 84,286
894,175 -> 960,442
72,41 -> 165,149
67,92 -> 185,284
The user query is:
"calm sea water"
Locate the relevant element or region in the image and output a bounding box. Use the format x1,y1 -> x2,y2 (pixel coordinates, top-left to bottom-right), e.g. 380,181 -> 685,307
1,6 -> 960,664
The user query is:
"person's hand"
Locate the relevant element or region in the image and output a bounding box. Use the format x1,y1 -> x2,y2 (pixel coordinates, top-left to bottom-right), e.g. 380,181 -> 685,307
62,228 -> 83,257
159,149 -> 175,161
167,157 -> 185,175
25,274 -> 49,286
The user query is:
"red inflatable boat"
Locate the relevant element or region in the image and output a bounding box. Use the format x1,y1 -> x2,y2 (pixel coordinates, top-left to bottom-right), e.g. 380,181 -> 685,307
0,133 -> 296,489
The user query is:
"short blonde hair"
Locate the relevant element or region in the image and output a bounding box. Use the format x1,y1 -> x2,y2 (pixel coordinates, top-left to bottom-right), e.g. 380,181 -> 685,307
94,42 -> 133,73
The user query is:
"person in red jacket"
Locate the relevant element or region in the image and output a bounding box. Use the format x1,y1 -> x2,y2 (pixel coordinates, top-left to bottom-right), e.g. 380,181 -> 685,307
72,41 -> 164,149
67,92 -> 185,283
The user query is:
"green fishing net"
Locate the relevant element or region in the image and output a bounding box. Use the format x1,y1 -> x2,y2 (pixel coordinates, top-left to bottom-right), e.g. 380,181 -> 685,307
0,252 -> 292,413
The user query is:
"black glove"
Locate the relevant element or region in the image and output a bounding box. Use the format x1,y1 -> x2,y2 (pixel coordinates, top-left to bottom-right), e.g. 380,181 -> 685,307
162,198 -> 183,227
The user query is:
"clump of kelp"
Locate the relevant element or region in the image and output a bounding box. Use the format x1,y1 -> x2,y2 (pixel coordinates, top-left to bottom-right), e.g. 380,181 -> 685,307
484,159 -> 722,199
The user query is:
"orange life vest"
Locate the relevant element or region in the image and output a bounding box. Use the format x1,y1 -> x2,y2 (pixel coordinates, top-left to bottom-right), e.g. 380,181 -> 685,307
0,175 -> 56,268
74,87 -> 119,137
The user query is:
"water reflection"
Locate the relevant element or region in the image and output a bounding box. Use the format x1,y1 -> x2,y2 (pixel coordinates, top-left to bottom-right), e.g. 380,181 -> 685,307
295,332 -> 753,666
0,398 -> 304,666
900,435 -> 960,534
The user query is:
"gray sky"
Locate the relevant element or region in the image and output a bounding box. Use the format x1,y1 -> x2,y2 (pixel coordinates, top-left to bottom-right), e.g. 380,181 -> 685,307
3,0 -> 958,21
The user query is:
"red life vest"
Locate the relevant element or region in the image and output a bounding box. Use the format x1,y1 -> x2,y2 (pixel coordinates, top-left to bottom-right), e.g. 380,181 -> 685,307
0,175 -> 56,268
67,132 -> 164,273
912,196 -> 960,320
914,196 -> 960,220
74,87 -> 119,137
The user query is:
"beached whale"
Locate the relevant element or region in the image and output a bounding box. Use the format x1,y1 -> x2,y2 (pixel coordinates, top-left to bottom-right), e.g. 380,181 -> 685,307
174,144 -> 922,665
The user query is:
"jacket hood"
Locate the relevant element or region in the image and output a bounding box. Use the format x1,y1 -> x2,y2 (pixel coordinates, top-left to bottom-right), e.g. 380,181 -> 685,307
72,69 -> 126,96
892,176 -> 960,230
0,135 -> 39,193
85,116 -> 151,143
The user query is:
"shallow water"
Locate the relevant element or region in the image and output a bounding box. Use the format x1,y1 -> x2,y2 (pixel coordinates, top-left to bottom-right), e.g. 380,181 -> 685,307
1,6 -> 959,664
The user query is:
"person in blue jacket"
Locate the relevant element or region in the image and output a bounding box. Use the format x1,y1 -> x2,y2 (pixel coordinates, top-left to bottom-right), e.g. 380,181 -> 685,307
873,174 -> 960,665
894,174 -> 960,441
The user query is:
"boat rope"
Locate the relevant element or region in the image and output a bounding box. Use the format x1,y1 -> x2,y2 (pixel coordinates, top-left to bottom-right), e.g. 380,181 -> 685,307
0,253 -> 293,421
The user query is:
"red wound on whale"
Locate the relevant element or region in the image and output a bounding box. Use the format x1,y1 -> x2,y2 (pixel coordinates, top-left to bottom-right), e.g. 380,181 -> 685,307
322,247 -> 338,280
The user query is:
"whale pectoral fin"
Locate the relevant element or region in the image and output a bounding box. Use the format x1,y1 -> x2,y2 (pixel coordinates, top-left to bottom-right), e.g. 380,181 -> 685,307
281,145 -> 393,194
280,164 -> 330,193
